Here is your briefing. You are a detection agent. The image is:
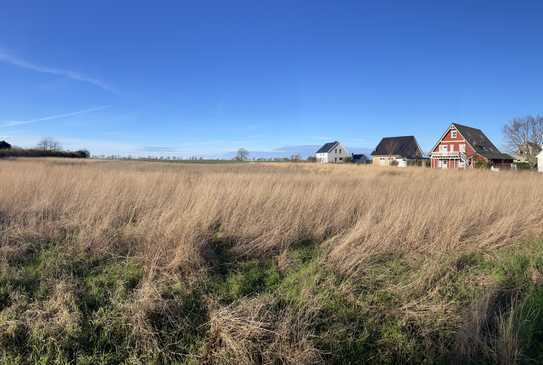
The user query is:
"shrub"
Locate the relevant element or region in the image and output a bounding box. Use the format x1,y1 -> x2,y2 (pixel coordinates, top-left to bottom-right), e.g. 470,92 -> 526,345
474,160 -> 491,169
0,148 -> 90,159
514,161 -> 532,170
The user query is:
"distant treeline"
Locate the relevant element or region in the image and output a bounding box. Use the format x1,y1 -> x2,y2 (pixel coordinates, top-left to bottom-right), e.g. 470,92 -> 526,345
0,148 -> 90,159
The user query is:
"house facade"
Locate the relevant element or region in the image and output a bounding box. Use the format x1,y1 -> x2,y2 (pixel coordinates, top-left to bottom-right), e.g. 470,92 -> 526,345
315,141 -> 350,163
515,142 -> 542,165
538,150 -> 543,173
430,123 -> 513,169
371,136 -> 423,167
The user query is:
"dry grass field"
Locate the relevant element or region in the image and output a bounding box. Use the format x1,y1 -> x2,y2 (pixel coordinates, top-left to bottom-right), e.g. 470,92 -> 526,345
1,158 -> 543,364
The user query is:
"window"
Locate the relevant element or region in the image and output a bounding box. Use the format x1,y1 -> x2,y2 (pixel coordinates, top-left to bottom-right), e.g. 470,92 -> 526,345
339,149 -> 342,153
459,144 -> 466,153
451,130 -> 458,139
441,145 -> 448,152
335,149 -> 337,153
339,157 -> 343,161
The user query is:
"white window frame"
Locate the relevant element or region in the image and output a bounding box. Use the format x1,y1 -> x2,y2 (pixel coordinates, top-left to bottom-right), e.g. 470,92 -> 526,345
451,130 -> 458,139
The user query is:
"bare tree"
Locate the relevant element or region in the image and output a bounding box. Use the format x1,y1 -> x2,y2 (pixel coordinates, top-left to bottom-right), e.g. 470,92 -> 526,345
37,138 -> 62,152
235,148 -> 249,161
503,116 -> 543,166
290,153 -> 301,162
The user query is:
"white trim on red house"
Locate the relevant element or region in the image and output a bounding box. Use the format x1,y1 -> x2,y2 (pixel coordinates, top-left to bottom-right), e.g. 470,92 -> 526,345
429,123 -> 483,161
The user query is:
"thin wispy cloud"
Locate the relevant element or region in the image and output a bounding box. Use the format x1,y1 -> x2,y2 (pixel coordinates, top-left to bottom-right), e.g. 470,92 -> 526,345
0,49 -> 116,93
1,105 -> 111,127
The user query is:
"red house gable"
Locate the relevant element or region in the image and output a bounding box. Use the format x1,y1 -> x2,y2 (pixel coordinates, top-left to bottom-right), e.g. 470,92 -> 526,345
430,123 -> 513,169
431,125 -> 471,169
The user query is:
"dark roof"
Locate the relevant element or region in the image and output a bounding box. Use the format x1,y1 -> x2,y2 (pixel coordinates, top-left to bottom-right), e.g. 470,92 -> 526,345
0,140 -> 11,150
371,136 -> 422,159
452,123 -> 513,161
316,141 -> 339,154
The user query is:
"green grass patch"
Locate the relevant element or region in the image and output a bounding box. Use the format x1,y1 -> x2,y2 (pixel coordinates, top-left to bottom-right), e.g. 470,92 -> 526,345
4,237 -> 543,363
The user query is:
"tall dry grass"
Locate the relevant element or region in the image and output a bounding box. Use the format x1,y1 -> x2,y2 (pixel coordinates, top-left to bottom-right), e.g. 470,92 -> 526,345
1,158 -> 543,362
1,159 -> 542,275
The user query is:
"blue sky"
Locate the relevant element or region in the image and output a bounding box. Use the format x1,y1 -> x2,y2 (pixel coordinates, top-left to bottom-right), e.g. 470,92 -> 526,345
1,0 -> 542,157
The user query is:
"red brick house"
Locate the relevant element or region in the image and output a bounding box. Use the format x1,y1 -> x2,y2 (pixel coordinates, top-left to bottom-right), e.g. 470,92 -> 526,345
430,123 -> 513,169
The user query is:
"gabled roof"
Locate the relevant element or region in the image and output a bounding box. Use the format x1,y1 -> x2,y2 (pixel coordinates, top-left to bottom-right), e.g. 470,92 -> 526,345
316,141 -> 339,154
371,136 -> 423,159
452,123 -> 513,160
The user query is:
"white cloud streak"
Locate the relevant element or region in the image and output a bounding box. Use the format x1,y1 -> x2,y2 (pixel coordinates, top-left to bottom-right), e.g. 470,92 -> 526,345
0,105 -> 111,127
0,50 -> 116,93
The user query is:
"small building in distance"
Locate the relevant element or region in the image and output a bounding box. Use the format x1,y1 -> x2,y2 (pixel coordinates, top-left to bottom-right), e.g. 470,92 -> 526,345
538,149 -> 543,173
371,136 -> 423,167
352,154 -> 369,164
315,141 -> 350,163
0,140 -> 12,150
430,123 -> 513,169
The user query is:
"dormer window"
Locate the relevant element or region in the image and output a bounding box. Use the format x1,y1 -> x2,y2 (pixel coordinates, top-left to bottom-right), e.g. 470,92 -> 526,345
451,130 -> 458,139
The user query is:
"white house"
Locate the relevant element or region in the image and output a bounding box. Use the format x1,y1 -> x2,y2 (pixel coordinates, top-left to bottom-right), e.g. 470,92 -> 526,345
538,149 -> 543,173
315,141 -> 350,163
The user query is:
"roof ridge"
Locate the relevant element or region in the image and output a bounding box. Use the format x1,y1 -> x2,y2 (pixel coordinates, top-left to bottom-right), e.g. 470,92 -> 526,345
452,123 -> 482,131
382,135 -> 416,138
315,141 -> 341,154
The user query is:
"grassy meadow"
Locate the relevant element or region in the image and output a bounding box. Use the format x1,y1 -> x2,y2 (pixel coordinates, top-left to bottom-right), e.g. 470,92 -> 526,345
1,159 -> 543,364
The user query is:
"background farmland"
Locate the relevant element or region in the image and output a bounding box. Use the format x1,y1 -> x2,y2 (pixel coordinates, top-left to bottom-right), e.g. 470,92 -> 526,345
1,159 -> 543,364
